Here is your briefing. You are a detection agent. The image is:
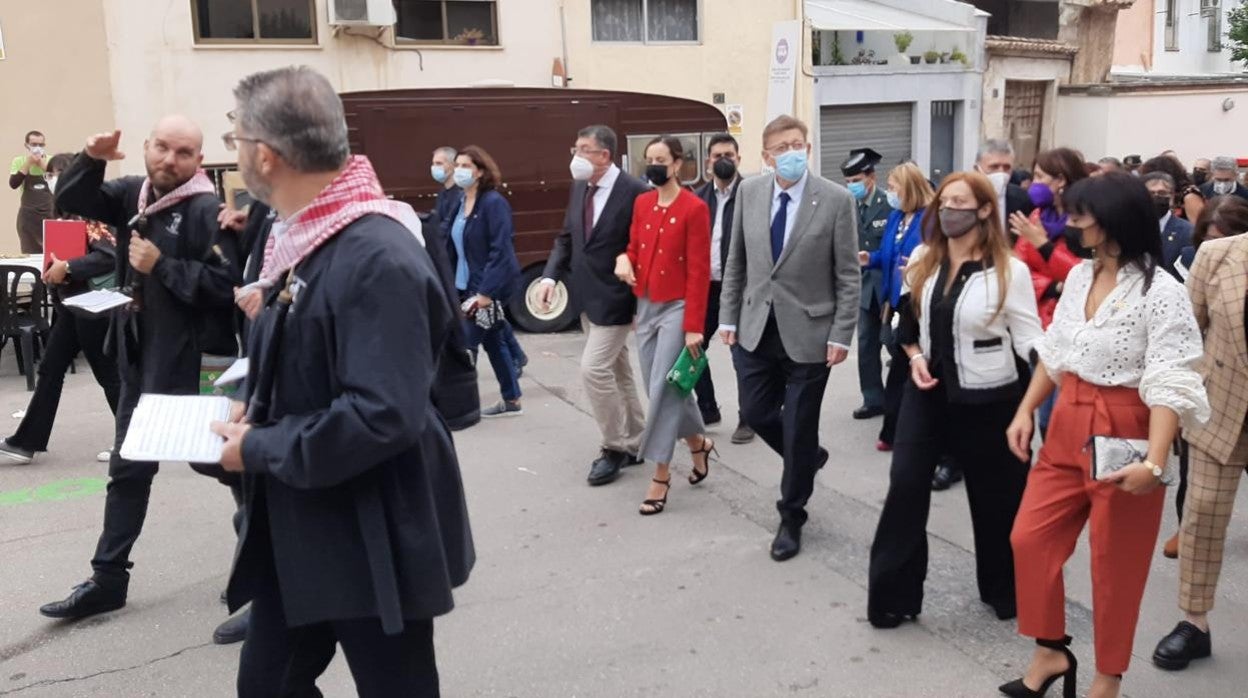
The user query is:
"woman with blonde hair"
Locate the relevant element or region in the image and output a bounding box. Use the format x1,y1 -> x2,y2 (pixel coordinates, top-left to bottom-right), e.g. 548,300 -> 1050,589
867,171 -> 1044,629
859,162 -> 933,451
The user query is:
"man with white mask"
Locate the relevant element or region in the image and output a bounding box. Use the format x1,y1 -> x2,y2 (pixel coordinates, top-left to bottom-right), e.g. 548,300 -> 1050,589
975,139 -> 1033,237
539,125 -> 649,486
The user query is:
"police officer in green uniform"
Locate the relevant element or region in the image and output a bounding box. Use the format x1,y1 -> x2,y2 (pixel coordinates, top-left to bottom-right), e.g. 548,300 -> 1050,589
843,148 -> 890,420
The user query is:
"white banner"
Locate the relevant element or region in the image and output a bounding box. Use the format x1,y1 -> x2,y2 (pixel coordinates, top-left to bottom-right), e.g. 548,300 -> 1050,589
764,20 -> 802,125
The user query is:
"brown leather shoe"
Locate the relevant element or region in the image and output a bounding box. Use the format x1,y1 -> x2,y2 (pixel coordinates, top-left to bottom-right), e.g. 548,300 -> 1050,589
1163,533 -> 1179,559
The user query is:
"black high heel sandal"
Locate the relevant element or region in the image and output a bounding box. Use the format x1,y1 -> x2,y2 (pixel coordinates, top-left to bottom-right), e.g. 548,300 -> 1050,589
688,436 -> 717,485
639,477 -> 672,516
999,635 -> 1077,698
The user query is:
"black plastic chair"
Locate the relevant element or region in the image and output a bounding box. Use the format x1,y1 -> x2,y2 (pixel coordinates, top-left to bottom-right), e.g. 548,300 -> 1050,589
0,265 -> 51,390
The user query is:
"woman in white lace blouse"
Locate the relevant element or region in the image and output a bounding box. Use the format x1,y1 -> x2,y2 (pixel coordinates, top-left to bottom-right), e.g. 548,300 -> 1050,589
999,172 -> 1209,698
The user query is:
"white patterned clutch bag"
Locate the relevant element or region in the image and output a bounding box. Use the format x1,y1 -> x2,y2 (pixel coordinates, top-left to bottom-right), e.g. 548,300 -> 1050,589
1088,436 -> 1178,486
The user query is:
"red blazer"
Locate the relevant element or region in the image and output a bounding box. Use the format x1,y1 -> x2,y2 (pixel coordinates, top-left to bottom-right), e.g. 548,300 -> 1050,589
1014,210 -> 1079,327
626,188 -> 711,333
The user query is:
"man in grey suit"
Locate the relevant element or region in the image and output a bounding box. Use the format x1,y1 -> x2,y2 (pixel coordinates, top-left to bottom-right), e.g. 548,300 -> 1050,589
719,115 -> 861,561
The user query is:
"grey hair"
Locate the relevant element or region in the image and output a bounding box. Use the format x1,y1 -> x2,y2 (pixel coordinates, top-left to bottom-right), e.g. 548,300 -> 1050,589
433,146 -> 457,162
578,124 -> 618,160
976,138 -> 1013,162
1098,156 -> 1122,168
1141,171 -> 1175,191
1212,156 -> 1238,172
232,66 -> 349,173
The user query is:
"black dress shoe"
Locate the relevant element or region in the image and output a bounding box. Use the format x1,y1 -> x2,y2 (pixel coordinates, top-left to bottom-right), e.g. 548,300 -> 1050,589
39,579 -> 127,620
587,450 -> 625,486
931,462 -> 963,491
213,607 -> 251,645
868,611 -> 917,629
701,408 -> 723,426
817,447 -> 830,470
625,453 -> 644,467
770,524 -> 802,561
852,405 -> 885,420
1153,621 -> 1211,670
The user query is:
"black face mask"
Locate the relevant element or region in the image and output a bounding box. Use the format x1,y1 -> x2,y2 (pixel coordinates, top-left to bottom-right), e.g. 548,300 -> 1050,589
645,164 -> 672,187
1153,196 -> 1173,220
712,158 -> 737,181
1193,169 -> 1209,186
1064,225 -> 1095,259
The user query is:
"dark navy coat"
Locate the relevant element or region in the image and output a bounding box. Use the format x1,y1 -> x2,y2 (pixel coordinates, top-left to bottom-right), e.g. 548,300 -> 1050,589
447,188 -> 520,302
230,214 -> 475,632
1160,214 -> 1194,281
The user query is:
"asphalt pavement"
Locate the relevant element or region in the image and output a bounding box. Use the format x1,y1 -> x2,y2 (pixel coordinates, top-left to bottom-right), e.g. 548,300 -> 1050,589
1,328 -> 1246,697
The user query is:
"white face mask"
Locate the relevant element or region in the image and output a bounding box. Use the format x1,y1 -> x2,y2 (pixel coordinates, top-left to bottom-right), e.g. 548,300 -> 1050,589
46,176 -> 58,194
1213,180 -> 1236,195
987,171 -> 1010,197
569,155 -> 595,181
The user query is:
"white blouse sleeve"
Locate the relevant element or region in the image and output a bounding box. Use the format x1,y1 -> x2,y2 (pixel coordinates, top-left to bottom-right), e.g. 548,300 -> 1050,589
1005,258 -> 1045,361
1138,274 -> 1210,429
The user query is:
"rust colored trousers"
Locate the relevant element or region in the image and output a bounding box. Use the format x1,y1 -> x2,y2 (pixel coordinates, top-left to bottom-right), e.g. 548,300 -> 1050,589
1011,375 -> 1165,675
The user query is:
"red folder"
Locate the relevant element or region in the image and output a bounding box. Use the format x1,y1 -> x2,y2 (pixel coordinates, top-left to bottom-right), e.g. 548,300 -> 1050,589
42,220 -> 88,272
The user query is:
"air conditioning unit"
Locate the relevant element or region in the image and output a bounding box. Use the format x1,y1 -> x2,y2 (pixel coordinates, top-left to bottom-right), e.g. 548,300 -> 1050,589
1201,0 -> 1222,18
328,0 -> 396,27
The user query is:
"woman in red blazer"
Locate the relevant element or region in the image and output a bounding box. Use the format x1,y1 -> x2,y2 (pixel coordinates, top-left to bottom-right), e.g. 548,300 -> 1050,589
614,135 -> 714,516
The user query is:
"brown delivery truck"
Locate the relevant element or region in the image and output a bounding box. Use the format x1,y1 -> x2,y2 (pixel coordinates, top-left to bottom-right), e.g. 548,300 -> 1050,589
341,87 -> 728,333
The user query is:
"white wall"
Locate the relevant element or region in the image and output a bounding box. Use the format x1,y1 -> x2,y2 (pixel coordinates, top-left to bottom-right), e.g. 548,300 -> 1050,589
1056,88 -> 1248,162
99,0 -> 562,175
1148,0 -> 1244,75
810,68 -> 983,176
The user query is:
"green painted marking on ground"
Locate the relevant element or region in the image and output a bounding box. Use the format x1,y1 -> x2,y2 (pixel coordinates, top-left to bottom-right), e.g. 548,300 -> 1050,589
0,477 -> 108,506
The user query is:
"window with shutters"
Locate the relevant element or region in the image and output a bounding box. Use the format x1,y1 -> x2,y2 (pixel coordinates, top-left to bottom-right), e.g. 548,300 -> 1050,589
1164,0 -> 1179,51
1207,2 -> 1224,52
394,0 -> 499,45
592,0 -> 700,43
192,0 -> 316,44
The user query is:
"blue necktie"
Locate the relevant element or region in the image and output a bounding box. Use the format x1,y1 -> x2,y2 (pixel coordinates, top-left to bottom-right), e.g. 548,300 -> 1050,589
771,192 -> 790,263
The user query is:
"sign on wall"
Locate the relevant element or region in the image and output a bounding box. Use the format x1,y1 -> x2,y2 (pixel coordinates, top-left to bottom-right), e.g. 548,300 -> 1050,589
725,104 -> 744,136
765,20 -> 801,124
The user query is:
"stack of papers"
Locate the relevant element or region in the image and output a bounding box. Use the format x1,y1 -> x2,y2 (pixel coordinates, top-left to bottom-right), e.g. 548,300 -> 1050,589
119,394 -> 233,463
62,290 -> 132,314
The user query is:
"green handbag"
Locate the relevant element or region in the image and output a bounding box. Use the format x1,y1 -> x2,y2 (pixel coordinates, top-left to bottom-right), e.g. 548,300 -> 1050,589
665,346 -> 709,395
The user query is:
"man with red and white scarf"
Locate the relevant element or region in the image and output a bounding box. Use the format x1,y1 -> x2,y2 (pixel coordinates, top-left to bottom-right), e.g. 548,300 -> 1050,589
41,116 -> 242,625
211,67 -> 473,697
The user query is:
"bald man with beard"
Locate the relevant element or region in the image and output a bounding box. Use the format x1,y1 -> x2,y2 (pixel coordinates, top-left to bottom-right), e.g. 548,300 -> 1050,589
40,116 -> 242,625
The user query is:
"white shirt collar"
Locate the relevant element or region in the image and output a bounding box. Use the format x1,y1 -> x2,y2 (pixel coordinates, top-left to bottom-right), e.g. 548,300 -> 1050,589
1160,211 -> 1172,232
772,171 -> 807,205
593,163 -> 620,192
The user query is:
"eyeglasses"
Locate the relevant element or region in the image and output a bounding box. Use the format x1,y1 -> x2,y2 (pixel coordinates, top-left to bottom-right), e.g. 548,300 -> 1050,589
764,140 -> 806,156
222,132 -> 266,152
570,147 -> 605,157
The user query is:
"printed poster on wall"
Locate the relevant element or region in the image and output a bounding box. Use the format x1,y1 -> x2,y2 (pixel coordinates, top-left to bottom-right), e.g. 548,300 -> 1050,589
765,20 -> 801,123
724,105 -> 744,136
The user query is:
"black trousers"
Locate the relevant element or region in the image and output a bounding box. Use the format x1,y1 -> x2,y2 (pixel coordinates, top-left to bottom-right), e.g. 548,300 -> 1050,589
9,311 -> 120,451
732,316 -> 831,526
238,543 -> 440,698
90,379 -> 241,587
857,294 -> 884,410
694,280 -> 721,415
868,381 -> 1027,617
877,318 -> 907,446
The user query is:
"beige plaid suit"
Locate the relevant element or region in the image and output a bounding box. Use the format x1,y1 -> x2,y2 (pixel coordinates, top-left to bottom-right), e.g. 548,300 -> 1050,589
1180,235 -> 1248,613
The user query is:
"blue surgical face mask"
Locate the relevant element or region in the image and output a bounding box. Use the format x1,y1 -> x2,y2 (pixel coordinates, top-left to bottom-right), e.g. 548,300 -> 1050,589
886,190 -> 901,210
453,167 -> 475,189
848,181 -> 868,200
431,165 -> 449,184
774,149 -> 808,181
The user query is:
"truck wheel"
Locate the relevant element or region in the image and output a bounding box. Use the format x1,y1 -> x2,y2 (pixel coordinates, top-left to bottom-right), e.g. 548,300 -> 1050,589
509,266 -> 577,333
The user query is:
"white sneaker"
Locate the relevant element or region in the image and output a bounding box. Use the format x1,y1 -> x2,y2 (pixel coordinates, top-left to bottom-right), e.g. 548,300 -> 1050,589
96,450 -> 112,463
0,439 -> 34,465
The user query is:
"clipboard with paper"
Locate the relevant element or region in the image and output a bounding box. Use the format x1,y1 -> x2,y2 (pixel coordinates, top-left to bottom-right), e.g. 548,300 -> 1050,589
118,394 -> 232,463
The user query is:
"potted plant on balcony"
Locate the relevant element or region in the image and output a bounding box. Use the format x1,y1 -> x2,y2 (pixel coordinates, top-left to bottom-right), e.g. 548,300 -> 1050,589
890,31 -> 914,66
949,48 -> 970,67
923,50 -> 940,65
454,27 -> 486,45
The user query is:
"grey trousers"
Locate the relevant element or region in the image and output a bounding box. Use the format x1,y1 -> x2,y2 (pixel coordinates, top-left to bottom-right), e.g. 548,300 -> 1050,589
580,315 -> 645,455
635,298 -> 705,464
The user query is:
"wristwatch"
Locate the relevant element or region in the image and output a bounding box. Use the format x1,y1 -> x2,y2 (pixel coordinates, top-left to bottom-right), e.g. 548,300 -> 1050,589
1143,460 -> 1163,479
